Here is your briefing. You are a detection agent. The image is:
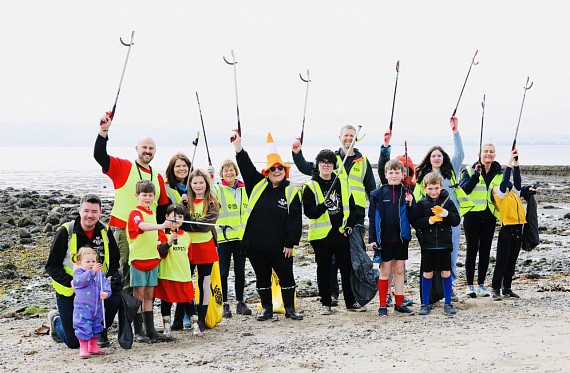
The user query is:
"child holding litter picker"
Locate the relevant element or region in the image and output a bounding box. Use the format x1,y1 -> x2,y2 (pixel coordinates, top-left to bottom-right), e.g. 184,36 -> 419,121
368,159 -> 415,317
72,247 -> 111,358
409,172 -> 461,316
155,204 -> 195,337
490,148 -> 528,300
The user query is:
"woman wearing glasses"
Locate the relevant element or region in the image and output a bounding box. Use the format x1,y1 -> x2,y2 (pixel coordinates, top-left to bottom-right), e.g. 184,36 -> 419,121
233,132 -> 303,321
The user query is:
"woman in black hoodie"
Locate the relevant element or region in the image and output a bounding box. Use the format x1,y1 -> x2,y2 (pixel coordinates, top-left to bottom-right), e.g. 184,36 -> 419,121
302,149 -> 364,315
460,143 -> 503,298
233,133 -> 303,321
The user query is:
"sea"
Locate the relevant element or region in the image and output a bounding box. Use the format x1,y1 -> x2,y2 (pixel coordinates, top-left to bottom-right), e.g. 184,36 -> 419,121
1,144 -> 568,199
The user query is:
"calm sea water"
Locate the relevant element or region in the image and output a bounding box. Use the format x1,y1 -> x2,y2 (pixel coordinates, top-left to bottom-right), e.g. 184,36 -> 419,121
1,144 -> 568,198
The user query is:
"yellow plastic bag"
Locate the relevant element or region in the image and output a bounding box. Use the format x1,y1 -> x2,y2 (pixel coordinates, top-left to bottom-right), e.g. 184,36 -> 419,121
195,261 -> 223,329
256,269 -> 296,314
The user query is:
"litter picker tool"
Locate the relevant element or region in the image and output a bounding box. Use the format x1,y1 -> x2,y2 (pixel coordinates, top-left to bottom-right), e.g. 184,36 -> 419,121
224,50 -> 241,141
323,125 -> 363,201
298,69 -> 311,144
451,50 -> 479,118
190,131 -> 200,173
478,94 -> 486,167
512,77 -> 533,160
389,60 -> 400,135
404,140 -> 410,196
195,92 -> 215,179
100,31 -> 135,125
167,219 -> 235,240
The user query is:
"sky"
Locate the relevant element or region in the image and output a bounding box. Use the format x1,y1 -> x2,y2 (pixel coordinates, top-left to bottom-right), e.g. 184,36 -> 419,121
1,0 -> 569,151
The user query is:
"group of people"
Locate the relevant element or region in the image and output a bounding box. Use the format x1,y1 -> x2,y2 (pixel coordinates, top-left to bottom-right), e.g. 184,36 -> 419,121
45,110 -> 536,358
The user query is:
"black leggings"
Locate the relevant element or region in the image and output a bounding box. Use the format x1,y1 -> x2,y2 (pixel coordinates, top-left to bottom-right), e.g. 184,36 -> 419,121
464,214 -> 497,285
161,301 -> 194,317
248,253 -> 295,290
195,263 -> 213,305
312,240 -> 356,307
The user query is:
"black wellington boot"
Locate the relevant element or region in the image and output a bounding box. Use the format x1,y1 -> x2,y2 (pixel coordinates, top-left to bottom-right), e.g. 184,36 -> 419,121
133,313 -> 150,343
256,288 -> 273,321
170,304 -> 185,331
282,287 -> 303,320
196,305 -> 208,333
98,328 -> 110,348
143,311 -> 170,342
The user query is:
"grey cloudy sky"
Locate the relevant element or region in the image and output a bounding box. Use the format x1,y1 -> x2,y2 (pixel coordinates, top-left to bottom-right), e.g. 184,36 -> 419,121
2,0 -> 568,148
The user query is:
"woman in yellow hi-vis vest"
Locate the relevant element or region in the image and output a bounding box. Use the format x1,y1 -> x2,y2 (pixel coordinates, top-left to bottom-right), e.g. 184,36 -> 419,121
164,153 -> 192,205
214,159 -> 251,318
234,132 -> 303,321
459,143 -> 503,298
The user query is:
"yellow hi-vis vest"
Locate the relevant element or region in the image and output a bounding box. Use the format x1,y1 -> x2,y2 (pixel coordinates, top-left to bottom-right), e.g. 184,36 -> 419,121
336,154 -> 367,208
158,231 -> 192,282
214,184 -> 248,242
303,179 -> 350,241
413,172 -> 475,216
466,167 -> 503,218
187,200 -> 215,243
127,207 -> 160,263
51,222 -> 110,297
238,179 -> 300,240
165,185 -> 182,204
110,162 -> 161,223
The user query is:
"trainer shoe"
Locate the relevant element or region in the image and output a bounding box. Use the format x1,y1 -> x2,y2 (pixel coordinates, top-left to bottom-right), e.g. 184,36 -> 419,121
491,290 -> 502,301
331,293 -> 339,307
386,293 -> 393,307
466,285 -> 476,298
378,307 -> 388,317
236,301 -> 252,315
443,304 -> 457,316
419,304 -> 431,316
502,289 -> 520,298
183,313 -> 191,329
402,297 -> 414,307
476,284 -> 491,297
48,310 -> 63,343
347,302 -> 367,312
223,303 -> 232,318
394,305 -> 415,315
320,306 -> 332,315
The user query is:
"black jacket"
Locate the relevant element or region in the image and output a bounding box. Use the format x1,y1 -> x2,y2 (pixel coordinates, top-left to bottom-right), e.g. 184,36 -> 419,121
236,149 -> 302,255
410,189 -> 461,250
45,217 -> 120,289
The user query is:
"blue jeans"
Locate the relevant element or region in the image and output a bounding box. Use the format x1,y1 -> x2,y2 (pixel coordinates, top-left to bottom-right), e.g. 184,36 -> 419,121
55,291 -> 121,348
217,240 -> 246,302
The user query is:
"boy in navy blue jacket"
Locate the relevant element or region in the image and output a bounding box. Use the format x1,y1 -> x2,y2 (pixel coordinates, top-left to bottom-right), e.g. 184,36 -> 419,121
368,159 -> 415,317
410,172 -> 461,316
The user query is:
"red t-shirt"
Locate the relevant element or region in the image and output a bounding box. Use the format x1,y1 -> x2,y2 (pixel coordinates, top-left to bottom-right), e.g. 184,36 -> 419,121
105,156 -> 169,228
128,206 -> 160,271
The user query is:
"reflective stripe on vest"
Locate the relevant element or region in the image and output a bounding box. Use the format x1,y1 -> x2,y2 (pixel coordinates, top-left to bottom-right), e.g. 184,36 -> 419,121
127,207 -> 160,263
335,154 -> 367,208
466,167 -> 503,218
158,231 -> 192,282
188,200 -> 214,243
51,221 -> 110,297
304,179 -> 350,241
165,185 -> 181,204
413,172 -> 475,216
111,162 -> 161,222
238,179 -> 300,240
214,184 -> 248,242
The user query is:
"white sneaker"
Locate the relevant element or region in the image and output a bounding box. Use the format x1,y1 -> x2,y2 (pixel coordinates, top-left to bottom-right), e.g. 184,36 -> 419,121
476,284 -> 491,297
320,306 -> 332,315
466,285 -> 476,298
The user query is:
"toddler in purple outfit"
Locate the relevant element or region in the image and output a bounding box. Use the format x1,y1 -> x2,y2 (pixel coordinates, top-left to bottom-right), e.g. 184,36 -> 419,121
72,247 -> 111,358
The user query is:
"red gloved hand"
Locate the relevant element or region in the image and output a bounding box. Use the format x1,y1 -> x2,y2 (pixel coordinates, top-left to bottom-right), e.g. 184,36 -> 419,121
450,116 -> 458,132
384,129 -> 392,145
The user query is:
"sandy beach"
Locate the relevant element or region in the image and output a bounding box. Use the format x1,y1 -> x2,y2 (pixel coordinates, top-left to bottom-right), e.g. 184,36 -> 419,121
1,167 -> 569,372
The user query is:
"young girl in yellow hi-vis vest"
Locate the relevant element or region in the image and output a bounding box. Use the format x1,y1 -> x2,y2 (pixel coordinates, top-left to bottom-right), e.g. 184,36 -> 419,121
182,169 -> 220,336
155,204 -> 195,337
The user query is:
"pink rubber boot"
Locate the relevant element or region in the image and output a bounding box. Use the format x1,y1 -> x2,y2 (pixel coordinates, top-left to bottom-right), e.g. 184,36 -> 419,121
88,337 -> 105,355
79,340 -> 91,359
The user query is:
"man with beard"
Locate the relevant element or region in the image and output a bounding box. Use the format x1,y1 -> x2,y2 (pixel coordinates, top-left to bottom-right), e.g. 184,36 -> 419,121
94,111 -> 169,291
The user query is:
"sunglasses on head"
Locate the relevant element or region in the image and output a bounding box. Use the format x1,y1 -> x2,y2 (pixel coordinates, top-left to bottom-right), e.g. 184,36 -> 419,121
269,165 -> 284,172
